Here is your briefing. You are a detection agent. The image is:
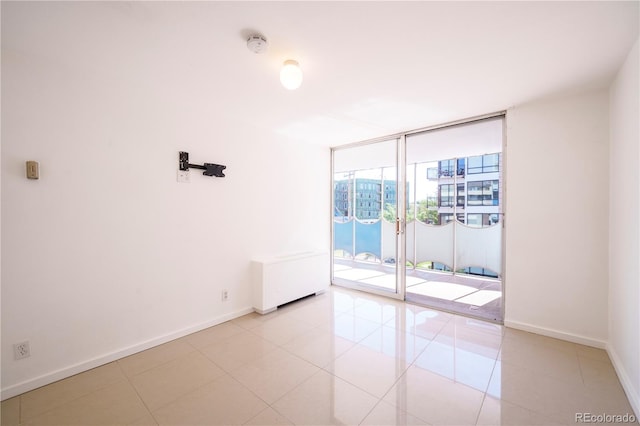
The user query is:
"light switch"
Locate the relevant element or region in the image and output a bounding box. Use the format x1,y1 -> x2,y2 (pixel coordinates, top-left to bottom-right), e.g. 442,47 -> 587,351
26,161 -> 39,179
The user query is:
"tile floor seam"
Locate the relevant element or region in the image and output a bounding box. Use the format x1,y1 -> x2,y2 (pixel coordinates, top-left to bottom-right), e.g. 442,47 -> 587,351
576,353 -> 588,387
379,368 -> 411,401
270,406 -> 297,426
193,345 -> 231,373
275,367 -> 385,426
117,342 -> 198,380
268,368 -> 326,408
474,353 -> 503,426
357,397 -> 385,426
250,316 -> 335,350
139,369 -> 228,417
492,395 -> 566,425
220,370 -> 286,422
19,377 -> 131,424
369,337 -> 439,420
336,354 -> 400,400
498,357 -> 586,391
356,324 -> 384,344
245,325 -> 284,348
319,315 -> 439,403
243,405 -> 293,426
378,367 -> 481,426
277,335 -> 327,369
320,359 -> 392,403
116,360 -> 160,425
415,363 -> 494,402
363,398 -> 433,426
483,365 -> 595,423
18,363 -> 127,420
475,393 -> 489,426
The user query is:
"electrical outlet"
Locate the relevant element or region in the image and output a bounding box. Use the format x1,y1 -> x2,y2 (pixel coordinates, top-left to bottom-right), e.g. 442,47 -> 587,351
14,341 -> 30,360
221,289 -> 229,302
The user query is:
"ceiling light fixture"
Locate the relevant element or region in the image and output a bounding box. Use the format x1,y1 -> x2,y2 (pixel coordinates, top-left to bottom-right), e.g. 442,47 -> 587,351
280,60 -> 303,90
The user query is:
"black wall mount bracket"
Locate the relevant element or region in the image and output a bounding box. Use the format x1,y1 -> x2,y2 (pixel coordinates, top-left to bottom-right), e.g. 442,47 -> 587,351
179,151 -> 226,177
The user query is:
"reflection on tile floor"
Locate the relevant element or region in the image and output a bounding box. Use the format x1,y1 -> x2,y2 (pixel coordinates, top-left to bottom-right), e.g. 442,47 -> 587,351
2,286 -> 636,425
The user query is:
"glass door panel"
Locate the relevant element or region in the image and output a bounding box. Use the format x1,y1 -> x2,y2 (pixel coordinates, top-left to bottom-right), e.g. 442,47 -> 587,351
405,117 -> 504,322
332,139 -> 402,298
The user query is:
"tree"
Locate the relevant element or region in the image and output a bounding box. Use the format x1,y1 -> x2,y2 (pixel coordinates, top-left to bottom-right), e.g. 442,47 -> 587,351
383,203 -> 397,222
383,201 -> 443,224
416,200 -> 438,224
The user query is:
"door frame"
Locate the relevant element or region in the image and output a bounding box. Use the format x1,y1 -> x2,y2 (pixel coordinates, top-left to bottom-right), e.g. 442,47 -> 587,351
330,111 -> 507,321
330,137 -> 405,301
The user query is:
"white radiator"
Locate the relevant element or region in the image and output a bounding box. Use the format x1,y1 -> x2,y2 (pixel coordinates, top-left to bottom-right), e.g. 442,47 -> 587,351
251,251 -> 329,314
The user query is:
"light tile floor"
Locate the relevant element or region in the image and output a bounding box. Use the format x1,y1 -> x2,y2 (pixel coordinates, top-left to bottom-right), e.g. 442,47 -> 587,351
1,286 -> 636,425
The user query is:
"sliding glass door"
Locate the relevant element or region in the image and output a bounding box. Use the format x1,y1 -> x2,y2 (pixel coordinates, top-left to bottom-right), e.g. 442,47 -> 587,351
404,117 -> 504,322
331,115 -> 504,322
332,138 -> 404,299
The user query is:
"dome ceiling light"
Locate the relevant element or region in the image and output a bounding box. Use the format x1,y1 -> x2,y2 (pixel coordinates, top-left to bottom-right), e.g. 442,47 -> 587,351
246,33 -> 303,91
280,60 -> 303,90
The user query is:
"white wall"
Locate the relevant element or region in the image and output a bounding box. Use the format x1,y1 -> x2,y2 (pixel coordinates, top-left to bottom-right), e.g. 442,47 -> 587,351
505,89 -> 610,346
609,39 -> 639,416
0,9 -> 330,398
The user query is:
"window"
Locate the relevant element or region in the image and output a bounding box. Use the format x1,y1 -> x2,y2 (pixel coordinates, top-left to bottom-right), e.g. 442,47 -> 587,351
467,214 -> 481,227
457,158 -> 465,176
427,167 -> 438,180
483,154 -> 499,172
456,183 -> 465,207
468,153 -> 500,174
457,267 -> 498,278
438,159 -> 455,177
467,213 -> 499,227
438,184 -> 454,207
467,180 -> 499,206
468,156 -> 482,174
439,213 -> 453,225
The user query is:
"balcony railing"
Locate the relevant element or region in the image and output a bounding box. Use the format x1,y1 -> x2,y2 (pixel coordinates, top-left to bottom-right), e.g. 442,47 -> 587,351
334,217 -> 501,278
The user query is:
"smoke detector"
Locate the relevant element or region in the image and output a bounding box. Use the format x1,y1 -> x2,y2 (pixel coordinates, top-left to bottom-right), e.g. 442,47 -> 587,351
247,35 -> 268,54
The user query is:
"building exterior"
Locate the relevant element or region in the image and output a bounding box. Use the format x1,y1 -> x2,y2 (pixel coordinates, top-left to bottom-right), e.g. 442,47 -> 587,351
429,153 -> 502,227
334,153 -> 501,227
334,177 -> 406,221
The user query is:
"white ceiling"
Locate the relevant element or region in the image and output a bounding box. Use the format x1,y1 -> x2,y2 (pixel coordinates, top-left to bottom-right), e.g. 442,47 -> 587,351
3,1 -> 638,147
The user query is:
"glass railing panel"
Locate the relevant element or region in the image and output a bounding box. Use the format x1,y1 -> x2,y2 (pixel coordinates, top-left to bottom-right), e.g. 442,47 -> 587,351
333,219 -> 354,257
414,221 -> 455,271
455,222 -> 502,276
354,219 -> 382,260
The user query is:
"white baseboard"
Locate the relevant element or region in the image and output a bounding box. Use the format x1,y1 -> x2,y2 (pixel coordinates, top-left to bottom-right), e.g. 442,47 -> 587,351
503,319 -> 607,348
0,307 -> 254,400
607,344 -> 640,419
